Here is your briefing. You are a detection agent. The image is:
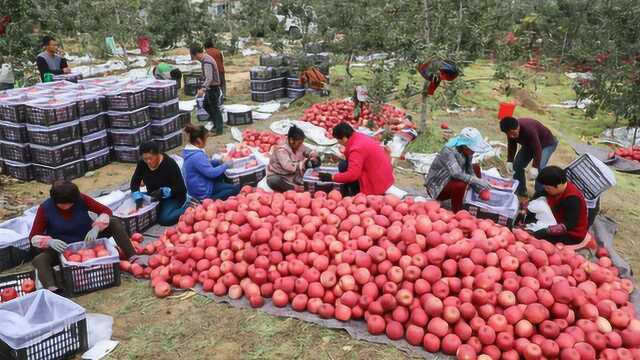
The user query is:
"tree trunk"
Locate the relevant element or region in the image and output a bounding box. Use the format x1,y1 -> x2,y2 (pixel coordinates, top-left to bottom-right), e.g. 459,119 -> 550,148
423,0 -> 430,43
456,0 -> 464,55
346,51 -> 353,78
420,81 -> 429,131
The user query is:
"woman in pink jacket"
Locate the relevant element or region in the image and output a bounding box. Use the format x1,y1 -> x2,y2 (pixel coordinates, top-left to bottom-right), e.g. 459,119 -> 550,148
319,123 -> 395,195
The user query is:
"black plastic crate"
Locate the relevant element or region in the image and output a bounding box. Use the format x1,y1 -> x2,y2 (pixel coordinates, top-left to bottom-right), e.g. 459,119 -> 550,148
78,112 -> 107,136
153,130 -> 182,152
260,54 -> 284,67
286,77 -> 304,89
183,72 -> 204,96
145,81 -> 178,103
52,73 -> 83,83
109,124 -> 152,147
2,160 -> 33,181
464,203 -> 517,228
565,154 -> 615,201
0,236 -> 32,272
30,140 -> 83,167
273,87 -> 287,98
0,141 -> 30,162
250,66 -> 275,80
0,317 -> 87,360
151,115 -> 180,136
224,167 -> 266,187
34,159 -> 86,184
177,111 -> 191,128
71,94 -> 105,116
0,96 -> 29,123
82,130 -> 109,154
251,90 -> 277,103
287,88 -> 306,99
303,168 -> 344,194
106,88 -> 147,111
250,80 -> 275,92
26,99 -> 78,126
273,67 -> 289,78
148,99 -> 179,120
0,270 -> 35,296
0,121 -> 28,143
61,260 -> 120,297
84,148 -> 112,171
115,203 -> 159,235
26,120 -> 80,146
108,107 -> 150,129
113,146 -> 140,163
227,109 -> 253,126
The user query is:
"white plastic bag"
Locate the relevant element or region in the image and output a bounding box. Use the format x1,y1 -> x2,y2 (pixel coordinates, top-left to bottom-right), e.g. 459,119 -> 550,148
86,313 -> 114,349
0,216 -> 32,249
525,197 -> 557,232
95,190 -> 126,211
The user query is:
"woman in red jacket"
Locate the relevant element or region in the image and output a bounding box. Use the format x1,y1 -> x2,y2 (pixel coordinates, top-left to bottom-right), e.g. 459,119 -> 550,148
319,123 -> 394,195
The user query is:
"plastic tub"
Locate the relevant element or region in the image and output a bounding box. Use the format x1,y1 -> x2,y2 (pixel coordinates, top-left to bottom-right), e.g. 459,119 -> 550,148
106,86 -> 147,111
286,77 -> 304,89
84,147 -> 112,171
148,98 -> 179,120
286,88 -> 306,99
113,145 -> 140,163
0,141 -> 30,162
78,112 -> 108,136
109,124 -> 152,147
30,140 -> 83,167
251,89 -> 278,103
82,129 -> 110,154
150,115 -> 180,136
0,121 -> 28,143
25,98 -> 78,126
33,159 -> 86,183
224,155 -> 267,187
144,79 -> 178,103
59,238 -> 120,296
114,198 -> 159,235
108,106 -> 150,129
250,79 -> 275,92
26,120 -> 80,146
153,130 -> 183,153
565,153 -> 616,200
2,160 -> 33,181
225,104 -> 253,126
498,102 -> 516,120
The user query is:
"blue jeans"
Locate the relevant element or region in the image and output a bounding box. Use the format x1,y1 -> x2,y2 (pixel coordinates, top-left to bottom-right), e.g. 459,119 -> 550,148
513,141 -> 558,196
209,181 -> 240,200
158,197 -> 190,226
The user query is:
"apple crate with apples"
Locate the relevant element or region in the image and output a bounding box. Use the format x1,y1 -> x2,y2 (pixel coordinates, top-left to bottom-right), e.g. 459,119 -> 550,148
59,238 -> 121,297
463,176 -> 520,228
0,270 -> 36,302
113,196 -> 159,235
0,289 -> 88,360
224,154 -> 266,187
302,166 -> 343,194
25,98 -> 79,126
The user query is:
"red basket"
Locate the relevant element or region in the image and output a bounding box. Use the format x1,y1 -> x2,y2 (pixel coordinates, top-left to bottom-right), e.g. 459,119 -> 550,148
498,102 -> 516,120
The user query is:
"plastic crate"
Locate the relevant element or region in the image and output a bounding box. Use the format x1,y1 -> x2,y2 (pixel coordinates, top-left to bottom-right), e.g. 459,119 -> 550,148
78,112 -> 108,136
58,239 -> 120,296
0,270 -> 35,296
34,80 -> 81,91
144,80 -> 178,103
0,228 -> 32,272
303,167 -> 344,194
109,124 -> 152,147
52,73 -> 83,83
251,89 -> 278,103
0,121 -> 28,143
26,120 -> 80,146
183,72 -> 204,96
153,130 -> 183,153
0,141 -> 30,162
250,79 -> 275,92
286,88 -> 306,99
151,115 -> 180,136
2,160 -> 33,181
225,105 -> 253,126
63,93 -> 105,117
565,153 -> 615,201
25,98 -> 78,126
84,147 -> 111,171
250,66 -> 275,80
273,67 -> 289,78
0,96 -> 30,123
286,77 -> 304,89
224,155 -> 267,187
106,87 -> 147,111
260,54 -> 284,67
113,145 -> 140,163
177,111 -> 191,128
115,201 -> 159,235
82,129 -> 109,154
108,107 -> 150,129
30,140 -> 83,167
273,87 -> 287,98
34,159 -> 86,183
463,187 -> 519,228
148,98 -> 179,120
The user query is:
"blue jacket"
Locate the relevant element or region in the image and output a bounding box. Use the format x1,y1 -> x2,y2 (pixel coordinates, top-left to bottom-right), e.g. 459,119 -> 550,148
182,145 -> 229,200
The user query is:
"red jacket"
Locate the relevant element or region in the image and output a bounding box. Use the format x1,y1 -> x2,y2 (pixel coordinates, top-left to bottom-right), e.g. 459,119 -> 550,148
333,132 -> 394,195
546,181 -> 589,241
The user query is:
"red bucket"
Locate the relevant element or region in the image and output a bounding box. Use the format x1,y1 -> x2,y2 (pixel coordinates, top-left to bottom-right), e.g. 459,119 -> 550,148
498,102 -> 516,120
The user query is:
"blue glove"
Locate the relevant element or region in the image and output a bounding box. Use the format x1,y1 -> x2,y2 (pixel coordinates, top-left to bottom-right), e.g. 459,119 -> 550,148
132,191 -> 144,201
160,187 -> 171,199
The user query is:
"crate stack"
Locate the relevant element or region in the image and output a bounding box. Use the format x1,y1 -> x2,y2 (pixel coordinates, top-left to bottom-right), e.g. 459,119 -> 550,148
0,77 -> 190,183
250,66 -> 287,103
256,53 -> 331,101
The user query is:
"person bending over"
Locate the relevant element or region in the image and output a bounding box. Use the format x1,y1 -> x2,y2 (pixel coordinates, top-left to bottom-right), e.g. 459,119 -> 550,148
267,125 -> 319,192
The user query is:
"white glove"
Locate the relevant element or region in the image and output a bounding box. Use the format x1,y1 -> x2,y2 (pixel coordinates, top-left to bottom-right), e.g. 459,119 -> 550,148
49,239 -> 68,253
31,235 -> 68,253
506,162 -> 514,174
529,167 -> 539,179
93,213 -> 110,231
84,227 -> 100,246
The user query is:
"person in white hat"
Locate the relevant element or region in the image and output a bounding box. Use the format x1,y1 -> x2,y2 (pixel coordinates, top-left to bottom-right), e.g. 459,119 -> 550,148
424,127 -> 492,212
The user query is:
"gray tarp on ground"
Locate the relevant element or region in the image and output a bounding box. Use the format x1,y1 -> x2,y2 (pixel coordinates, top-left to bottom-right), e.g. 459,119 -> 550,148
134,214 -> 639,359
570,142 -> 640,173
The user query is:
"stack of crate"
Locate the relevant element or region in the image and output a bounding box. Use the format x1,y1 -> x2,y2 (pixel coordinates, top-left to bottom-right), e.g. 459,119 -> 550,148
250,66 -> 287,103
142,79 -> 182,153
257,53 -> 331,101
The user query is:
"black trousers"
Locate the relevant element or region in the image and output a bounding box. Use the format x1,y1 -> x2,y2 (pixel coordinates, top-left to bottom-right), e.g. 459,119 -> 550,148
203,86 -> 224,134
339,160 -> 360,196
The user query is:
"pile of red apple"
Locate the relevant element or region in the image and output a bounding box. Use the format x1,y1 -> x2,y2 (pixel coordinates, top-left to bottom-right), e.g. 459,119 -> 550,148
0,278 -> 36,303
119,188 -> 640,359
241,129 -> 283,154
301,100 -> 408,137
63,244 -> 110,263
610,147 -> 640,162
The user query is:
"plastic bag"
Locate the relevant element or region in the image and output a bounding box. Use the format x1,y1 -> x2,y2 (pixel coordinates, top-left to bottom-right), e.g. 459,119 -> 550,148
0,289 -> 86,350
95,190 -> 126,211
196,97 -> 209,122
86,313 -> 113,349
0,216 -> 32,249
525,197 -> 557,232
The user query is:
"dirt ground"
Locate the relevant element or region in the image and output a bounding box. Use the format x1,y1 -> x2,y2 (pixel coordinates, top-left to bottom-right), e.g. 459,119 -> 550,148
1,56 -> 639,360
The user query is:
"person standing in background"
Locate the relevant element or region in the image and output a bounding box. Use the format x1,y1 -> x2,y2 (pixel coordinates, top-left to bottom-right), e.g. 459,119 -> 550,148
204,38 -> 226,97
36,36 -> 70,82
190,44 -> 223,135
